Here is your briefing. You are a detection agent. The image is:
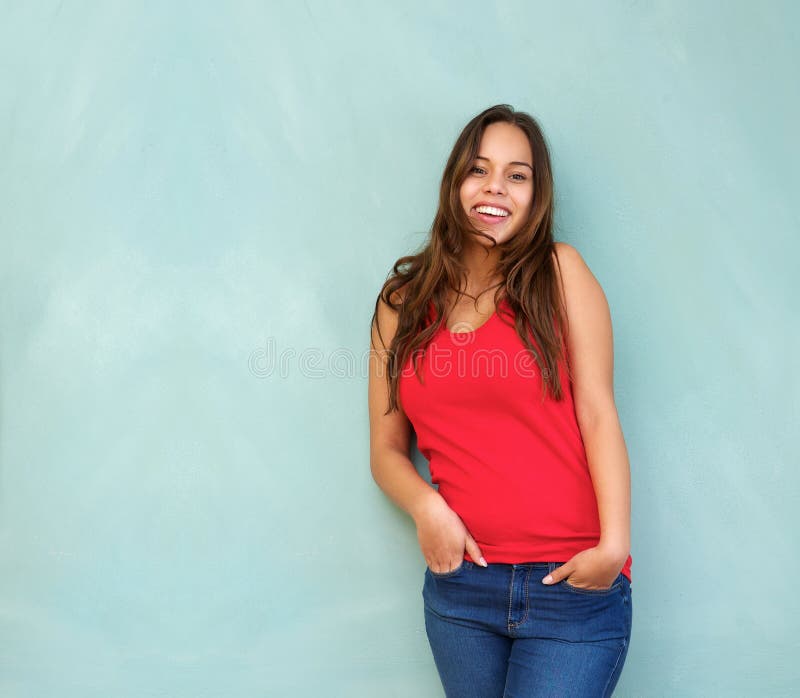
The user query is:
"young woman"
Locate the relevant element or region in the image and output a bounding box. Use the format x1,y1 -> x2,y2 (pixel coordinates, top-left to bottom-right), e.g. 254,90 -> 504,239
368,104 -> 633,697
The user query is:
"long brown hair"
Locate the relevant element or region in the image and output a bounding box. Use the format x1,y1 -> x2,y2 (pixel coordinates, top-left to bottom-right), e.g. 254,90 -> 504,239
371,104 -> 570,414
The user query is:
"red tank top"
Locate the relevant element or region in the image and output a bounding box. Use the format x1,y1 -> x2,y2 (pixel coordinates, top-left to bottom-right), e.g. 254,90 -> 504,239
398,296 -> 632,582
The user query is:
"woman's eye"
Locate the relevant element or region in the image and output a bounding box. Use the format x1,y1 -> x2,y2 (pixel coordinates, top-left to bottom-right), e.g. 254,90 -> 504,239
470,166 -> 526,180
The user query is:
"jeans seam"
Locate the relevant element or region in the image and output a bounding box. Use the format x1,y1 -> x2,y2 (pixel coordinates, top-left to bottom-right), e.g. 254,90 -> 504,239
601,637 -> 627,697
506,566 -> 515,631
508,565 -> 531,629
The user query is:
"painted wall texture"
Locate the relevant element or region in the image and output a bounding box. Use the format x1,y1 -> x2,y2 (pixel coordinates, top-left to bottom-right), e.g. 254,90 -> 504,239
0,1 -> 797,696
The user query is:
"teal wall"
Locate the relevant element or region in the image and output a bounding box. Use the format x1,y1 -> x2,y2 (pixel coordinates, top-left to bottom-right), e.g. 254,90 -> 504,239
1,2 -> 797,696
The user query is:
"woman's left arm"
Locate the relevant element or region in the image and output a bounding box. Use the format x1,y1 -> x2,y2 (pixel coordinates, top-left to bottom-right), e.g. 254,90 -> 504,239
543,242 -> 630,586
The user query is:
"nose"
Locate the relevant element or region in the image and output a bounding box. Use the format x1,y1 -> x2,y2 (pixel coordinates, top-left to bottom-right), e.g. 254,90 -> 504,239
484,170 -> 507,196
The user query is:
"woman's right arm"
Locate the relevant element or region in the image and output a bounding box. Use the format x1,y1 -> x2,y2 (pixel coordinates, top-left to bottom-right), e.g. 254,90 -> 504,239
368,291 -> 487,573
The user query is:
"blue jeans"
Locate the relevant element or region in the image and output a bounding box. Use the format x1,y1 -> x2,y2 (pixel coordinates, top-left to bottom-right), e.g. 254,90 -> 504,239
423,561 -> 632,697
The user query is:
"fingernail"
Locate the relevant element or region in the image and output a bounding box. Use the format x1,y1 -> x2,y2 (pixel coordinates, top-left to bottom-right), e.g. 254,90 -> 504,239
542,575 -> 553,584
479,557 -> 488,567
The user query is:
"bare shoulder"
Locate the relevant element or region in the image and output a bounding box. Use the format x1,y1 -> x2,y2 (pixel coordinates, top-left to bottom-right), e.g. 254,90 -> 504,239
552,241 -> 583,270
551,242 -> 603,300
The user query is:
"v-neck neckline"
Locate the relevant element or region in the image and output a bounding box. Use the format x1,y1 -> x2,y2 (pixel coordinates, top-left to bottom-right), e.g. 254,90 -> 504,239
446,306 -> 499,335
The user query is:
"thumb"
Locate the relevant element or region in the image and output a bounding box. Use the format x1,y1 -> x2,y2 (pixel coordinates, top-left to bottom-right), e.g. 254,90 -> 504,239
464,534 -> 488,567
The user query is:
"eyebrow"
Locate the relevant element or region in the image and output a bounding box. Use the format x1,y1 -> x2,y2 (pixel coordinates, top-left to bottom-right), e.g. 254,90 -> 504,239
476,155 -> 533,171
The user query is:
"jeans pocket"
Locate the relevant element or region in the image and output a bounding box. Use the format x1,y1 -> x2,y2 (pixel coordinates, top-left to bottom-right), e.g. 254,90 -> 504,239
428,559 -> 469,579
548,561 -> 623,595
560,573 -> 624,594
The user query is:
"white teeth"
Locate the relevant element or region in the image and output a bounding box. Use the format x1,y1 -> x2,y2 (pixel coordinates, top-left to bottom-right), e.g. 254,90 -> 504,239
475,205 -> 509,217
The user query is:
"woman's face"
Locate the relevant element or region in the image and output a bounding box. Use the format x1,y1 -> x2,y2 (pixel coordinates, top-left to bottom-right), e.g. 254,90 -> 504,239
459,122 -> 534,245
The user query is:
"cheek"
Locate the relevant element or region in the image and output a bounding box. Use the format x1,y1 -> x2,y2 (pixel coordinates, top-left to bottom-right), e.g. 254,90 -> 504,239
464,178 -> 483,197
459,183 -> 474,208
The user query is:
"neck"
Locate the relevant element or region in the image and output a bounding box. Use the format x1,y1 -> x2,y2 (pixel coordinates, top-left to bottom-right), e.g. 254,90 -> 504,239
458,239 -> 503,295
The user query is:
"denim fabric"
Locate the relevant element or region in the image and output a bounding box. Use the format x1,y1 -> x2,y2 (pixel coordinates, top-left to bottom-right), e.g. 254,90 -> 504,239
422,561 -> 632,697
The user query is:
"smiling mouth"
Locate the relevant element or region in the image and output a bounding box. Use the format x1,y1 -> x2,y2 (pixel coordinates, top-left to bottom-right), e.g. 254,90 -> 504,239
472,205 -> 510,224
